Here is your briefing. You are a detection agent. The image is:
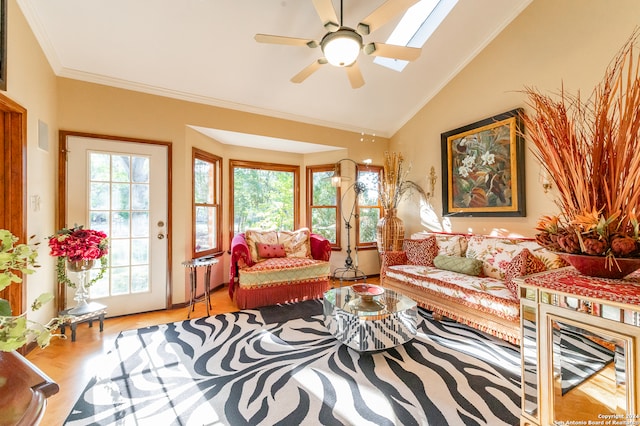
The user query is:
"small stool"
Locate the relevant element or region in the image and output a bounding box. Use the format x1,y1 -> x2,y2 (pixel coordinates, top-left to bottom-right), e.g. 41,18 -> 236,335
59,301 -> 107,342
182,257 -> 218,319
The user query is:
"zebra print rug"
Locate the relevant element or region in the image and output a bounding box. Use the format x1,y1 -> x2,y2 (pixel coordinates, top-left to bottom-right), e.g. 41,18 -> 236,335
64,301 -> 522,425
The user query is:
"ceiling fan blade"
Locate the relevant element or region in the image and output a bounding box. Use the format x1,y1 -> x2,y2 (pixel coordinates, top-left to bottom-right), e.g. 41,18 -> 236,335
255,34 -> 318,48
364,43 -> 421,61
346,62 -> 365,89
312,0 -> 340,31
291,59 -> 327,84
357,0 -> 420,35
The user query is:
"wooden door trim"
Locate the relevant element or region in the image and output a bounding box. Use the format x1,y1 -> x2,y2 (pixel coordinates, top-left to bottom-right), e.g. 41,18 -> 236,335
0,93 -> 27,317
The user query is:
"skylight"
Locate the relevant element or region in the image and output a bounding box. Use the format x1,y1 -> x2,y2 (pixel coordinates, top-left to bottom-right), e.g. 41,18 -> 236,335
374,0 -> 458,72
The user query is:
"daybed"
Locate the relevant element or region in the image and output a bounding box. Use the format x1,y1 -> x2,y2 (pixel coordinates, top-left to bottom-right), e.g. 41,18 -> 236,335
381,232 -> 564,344
229,228 -> 332,309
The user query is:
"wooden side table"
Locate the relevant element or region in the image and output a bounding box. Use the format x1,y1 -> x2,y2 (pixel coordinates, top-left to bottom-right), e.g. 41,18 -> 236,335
59,301 -> 107,342
182,257 -> 218,319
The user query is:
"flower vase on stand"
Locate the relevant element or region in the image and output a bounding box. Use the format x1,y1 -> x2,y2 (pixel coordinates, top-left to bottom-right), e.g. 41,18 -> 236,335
67,259 -> 95,314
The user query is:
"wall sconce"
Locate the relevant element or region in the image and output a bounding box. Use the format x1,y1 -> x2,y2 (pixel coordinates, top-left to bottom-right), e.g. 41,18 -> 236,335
539,168 -> 552,193
426,166 -> 437,199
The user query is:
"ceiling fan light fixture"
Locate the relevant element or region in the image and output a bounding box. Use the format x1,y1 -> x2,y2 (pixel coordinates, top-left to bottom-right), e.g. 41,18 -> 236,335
321,28 -> 362,67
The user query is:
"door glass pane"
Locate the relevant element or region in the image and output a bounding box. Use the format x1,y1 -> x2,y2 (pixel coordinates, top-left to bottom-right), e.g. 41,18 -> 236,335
88,152 -> 152,300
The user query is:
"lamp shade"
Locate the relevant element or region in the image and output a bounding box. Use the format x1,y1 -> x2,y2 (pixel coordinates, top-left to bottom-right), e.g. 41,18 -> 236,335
321,28 -> 362,67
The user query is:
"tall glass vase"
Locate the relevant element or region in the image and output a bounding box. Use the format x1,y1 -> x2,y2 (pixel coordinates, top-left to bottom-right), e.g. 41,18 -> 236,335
67,259 -> 95,313
376,208 -> 405,253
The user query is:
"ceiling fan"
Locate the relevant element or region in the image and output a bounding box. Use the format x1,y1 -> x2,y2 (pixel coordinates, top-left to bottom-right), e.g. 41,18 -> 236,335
255,0 -> 422,89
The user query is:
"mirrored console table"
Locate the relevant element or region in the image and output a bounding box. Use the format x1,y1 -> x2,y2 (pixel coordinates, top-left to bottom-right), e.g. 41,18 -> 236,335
517,267 -> 640,426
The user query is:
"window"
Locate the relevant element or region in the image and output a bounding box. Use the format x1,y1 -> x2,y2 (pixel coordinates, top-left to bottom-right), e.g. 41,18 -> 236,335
230,160 -> 299,237
307,165 -> 340,247
192,148 -> 222,258
356,166 -> 382,248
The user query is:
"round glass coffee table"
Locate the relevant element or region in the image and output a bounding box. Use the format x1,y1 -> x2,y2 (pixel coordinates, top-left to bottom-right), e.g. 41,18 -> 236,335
323,285 -> 418,352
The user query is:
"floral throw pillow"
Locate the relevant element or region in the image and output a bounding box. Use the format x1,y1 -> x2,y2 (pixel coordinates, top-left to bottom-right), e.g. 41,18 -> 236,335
245,229 -> 278,262
504,248 -> 548,297
278,228 -> 312,258
435,234 -> 469,257
403,236 -> 438,266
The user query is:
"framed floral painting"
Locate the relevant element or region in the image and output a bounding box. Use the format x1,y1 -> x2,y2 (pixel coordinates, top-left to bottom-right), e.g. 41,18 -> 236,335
441,108 -> 525,217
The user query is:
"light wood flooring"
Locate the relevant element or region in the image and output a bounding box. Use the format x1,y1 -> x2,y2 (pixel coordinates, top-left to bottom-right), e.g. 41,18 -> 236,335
26,285 -> 240,425
26,277 -> 379,425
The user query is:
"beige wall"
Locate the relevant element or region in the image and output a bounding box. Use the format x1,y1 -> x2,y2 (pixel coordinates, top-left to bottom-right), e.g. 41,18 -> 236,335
6,0 -> 59,325
391,0 -> 640,238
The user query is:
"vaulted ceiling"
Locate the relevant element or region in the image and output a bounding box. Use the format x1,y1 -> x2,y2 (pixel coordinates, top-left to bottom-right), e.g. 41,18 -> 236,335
19,0 -> 531,140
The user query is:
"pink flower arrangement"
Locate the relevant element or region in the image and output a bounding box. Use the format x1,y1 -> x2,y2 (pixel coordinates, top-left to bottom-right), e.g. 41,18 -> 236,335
48,226 -> 109,261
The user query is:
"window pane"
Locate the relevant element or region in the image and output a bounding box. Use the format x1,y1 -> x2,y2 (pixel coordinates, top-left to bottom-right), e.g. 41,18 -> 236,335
195,206 -> 217,252
132,184 -> 149,210
111,211 -> 130,238
131,156 -> 149,183
131,266 -> 149,292
312,208 -> 337,243
358,171 -> 380,206
131,212 -> 149,238
110,239 -> 130,267
89,212 -> 109,234
90,153 -> 110,181
112,183 -> 130,210
358,207 -> 380,243
233,167 -> 294,233
312,171 -> 336,205
112,155 -> 131,182
131,239 -> 149,265
195,159 -> 214,204
90,183 -> 110,210
111,267 -> 130,295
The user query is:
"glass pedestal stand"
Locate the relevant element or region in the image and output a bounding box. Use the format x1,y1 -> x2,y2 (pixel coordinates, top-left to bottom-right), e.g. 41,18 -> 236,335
66,259 -> 94,315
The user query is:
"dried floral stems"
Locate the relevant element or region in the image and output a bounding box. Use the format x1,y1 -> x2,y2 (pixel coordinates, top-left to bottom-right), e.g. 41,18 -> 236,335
379,151 -> 427,210
523,29 -> 640,244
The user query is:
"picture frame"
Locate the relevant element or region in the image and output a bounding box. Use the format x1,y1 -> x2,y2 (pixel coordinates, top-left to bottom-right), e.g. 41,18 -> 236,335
441,108 -> 525,217
0,0 -> 6,91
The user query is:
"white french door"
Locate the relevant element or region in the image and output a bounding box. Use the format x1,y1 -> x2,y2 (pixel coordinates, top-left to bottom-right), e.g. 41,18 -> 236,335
66,136 -> 168,316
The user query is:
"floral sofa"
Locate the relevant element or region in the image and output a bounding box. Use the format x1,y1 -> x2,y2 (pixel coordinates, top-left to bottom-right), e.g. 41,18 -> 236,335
381,232 -> 564,344
229,228 -> 332,309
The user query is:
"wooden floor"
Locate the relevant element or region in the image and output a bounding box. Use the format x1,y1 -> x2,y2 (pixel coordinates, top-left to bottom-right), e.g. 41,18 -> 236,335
26,285 -> 240,425
26,277 -> 379,425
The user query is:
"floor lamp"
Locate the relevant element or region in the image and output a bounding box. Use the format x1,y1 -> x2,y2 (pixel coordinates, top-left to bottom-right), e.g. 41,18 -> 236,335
331,159 -> 367,283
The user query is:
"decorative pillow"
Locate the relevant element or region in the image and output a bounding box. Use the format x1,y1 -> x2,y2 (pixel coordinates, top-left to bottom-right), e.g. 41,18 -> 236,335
433,255 -> 483,276
278,228 -> 312,258
504,248 -> 548,297
403,236 -> 438,266
466,235 -> 528,279
434,234 -> 469,257
245,229 -> 278,262
256,243 -> 286,259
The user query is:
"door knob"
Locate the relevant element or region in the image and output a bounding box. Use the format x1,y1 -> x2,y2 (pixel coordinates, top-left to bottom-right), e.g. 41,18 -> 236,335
157,233 -> 165,240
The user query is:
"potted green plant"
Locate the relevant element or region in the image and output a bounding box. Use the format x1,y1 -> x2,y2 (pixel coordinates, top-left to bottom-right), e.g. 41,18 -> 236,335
0,229 -> 62,351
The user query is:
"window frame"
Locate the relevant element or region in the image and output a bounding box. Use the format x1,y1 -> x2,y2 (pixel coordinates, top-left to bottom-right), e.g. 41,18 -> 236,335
355,165 -> 383,249
192,148 -> 222,259
306,164 -> 341,249
229,159 -> 300,242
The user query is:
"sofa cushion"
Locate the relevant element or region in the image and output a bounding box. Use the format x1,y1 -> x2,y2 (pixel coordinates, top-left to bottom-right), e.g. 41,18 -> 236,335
434,255 -> 483,276
279,228 -> 312,258
238,257 -> 330,287
504,248 -> 547,297
403,236 -> 438,266
385,264 -> 519,319
256,243 -> 286,259
245,229 -> 278,262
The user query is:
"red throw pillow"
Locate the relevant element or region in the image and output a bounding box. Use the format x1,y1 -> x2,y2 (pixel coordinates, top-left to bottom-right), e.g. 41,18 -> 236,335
256,243 -> 286,259
504,248 -> 547,297
403,236 -> 438,267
